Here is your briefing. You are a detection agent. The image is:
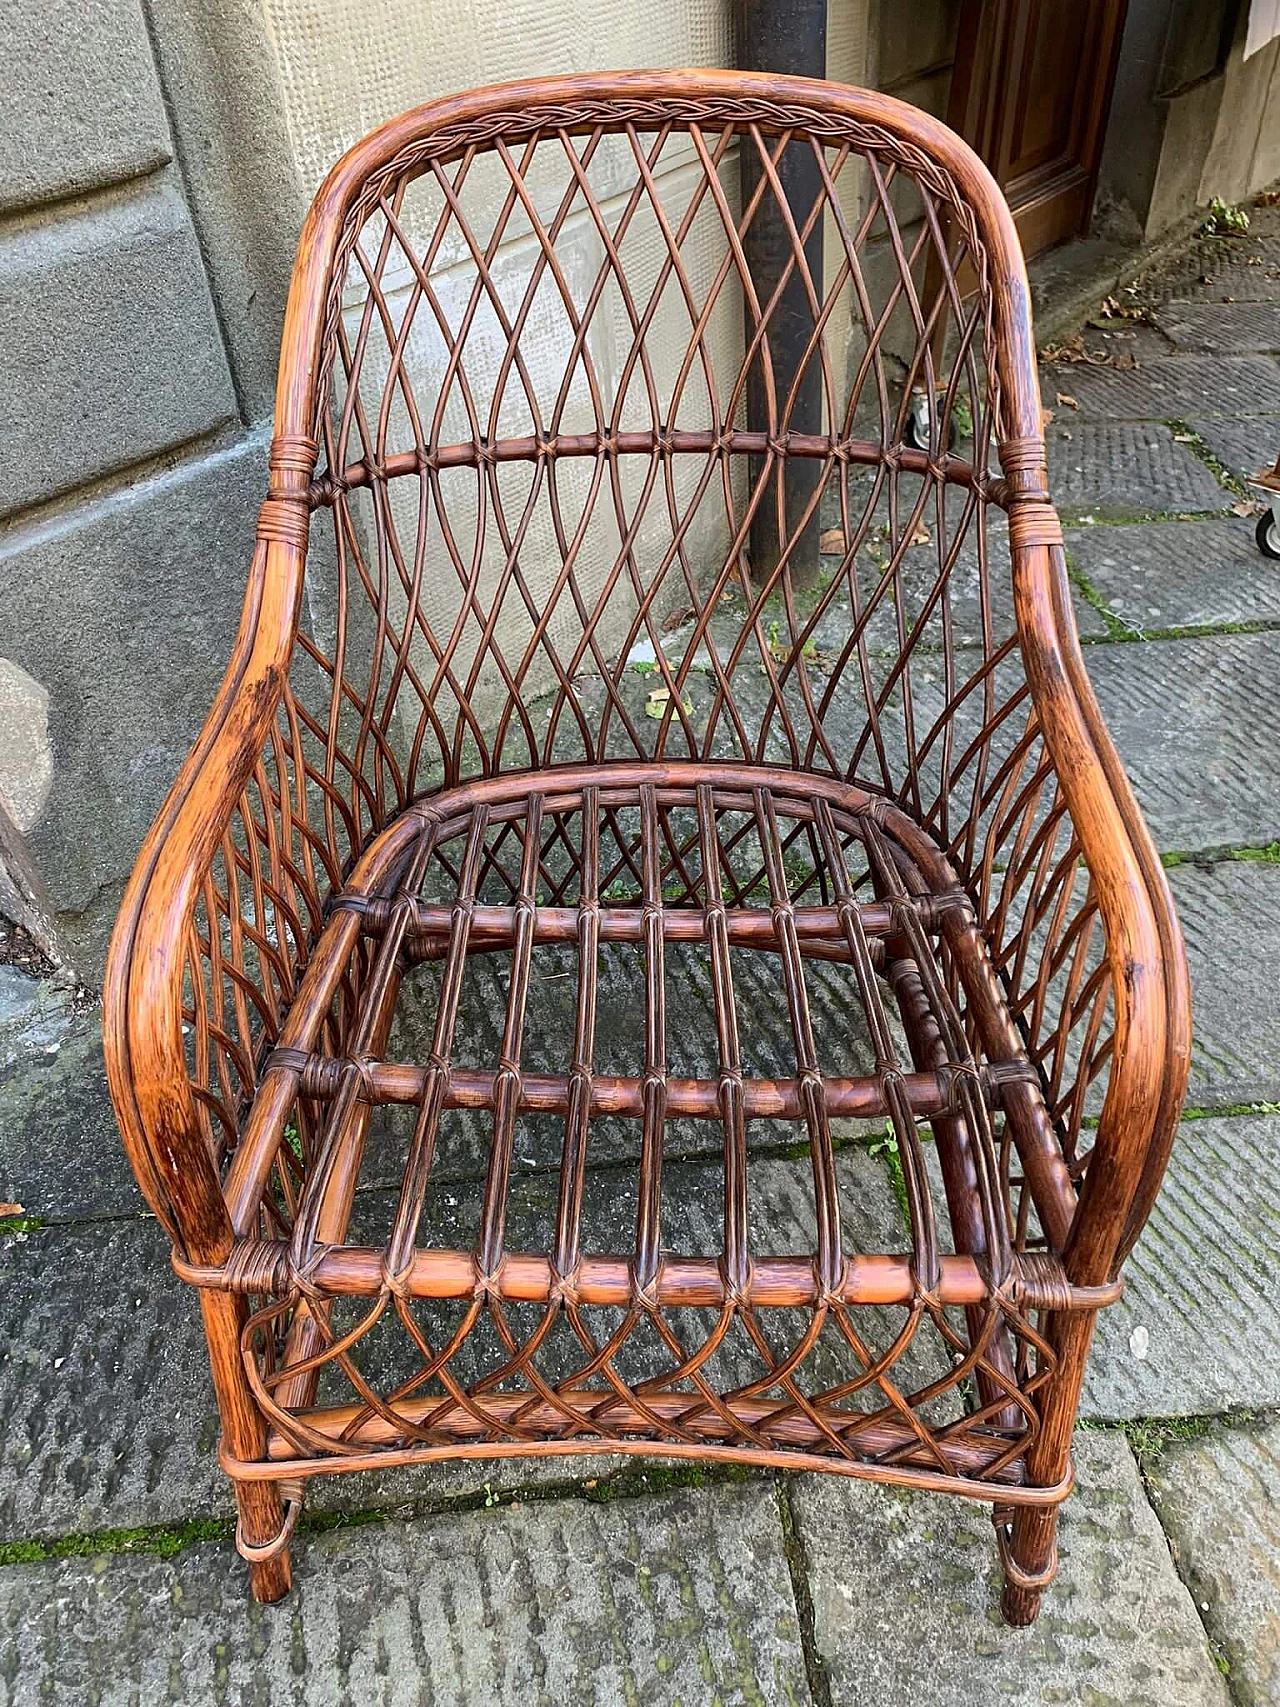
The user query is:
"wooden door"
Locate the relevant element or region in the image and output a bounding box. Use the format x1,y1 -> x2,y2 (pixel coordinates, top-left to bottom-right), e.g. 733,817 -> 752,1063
947,0 -> 1130,258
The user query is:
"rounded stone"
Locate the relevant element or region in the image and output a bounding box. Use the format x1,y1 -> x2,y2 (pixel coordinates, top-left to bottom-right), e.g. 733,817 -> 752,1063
0,656 -> 52,832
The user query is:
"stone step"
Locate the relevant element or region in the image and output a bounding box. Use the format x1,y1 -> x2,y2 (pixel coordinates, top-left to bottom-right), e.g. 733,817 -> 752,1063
0,1480 -> 807,1706
1144,1416 -> 1280,1705
789,1427 -> 1229,1705
1083,1115 -> 1280,1421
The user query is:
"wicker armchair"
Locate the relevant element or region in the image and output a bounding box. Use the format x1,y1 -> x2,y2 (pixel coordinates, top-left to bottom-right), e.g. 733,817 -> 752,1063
104,71 -> 1189,1622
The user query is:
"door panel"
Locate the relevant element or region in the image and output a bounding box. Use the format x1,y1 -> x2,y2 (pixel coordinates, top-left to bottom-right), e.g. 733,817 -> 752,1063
948,0 -> 1129,258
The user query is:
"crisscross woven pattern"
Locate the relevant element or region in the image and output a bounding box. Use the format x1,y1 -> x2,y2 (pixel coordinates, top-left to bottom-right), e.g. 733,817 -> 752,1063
215,763 -> 1083,1491
101,73 -> 1191,1615
183,94 -> 1113,1216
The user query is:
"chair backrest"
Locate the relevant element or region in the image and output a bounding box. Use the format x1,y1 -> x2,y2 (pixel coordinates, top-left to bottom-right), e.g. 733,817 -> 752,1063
269,72 -> 1050,863
159,75 -> 1127,1221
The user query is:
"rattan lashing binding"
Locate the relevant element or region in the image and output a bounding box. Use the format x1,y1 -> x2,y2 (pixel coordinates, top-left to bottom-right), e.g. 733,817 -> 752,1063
104,71 -> 1189,1624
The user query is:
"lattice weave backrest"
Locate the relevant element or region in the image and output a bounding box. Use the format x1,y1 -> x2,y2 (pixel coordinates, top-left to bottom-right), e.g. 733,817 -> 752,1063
173,81 -> 1115,1228
295,90 -> 1017,831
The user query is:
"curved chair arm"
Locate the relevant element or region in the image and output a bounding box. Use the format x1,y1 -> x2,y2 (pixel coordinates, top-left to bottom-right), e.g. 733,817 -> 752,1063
103,526 -> 308,1263
104,69 -> 1190,1283
1006,528 -> 1191,1284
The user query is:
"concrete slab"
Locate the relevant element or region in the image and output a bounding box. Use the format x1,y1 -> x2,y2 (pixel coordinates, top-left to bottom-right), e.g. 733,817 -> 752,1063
1065,516 -> 1280,632
1083,631 -> 1280,851
0,1481 -> 809,1707
1187,414 -> 1280,486
1154,299 -> 1280,354
1146,1417 -> 1280,1706
0,175 -> 238,520
1082,1116 -> 1280,1421
1170,859 -> 1280,1107
789,1427 -> 1229,1705
1042,355 -> 1280,424
1046,421 -> 1232,517
0,1145 -> 917,1542
0,990 -> 137,1224
0,1215 -> 225,1543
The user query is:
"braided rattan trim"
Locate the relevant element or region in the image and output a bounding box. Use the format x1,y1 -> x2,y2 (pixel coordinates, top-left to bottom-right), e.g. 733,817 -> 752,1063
1007,502 -> 1064,551
315,92 -> 997,445
256,495 -> 311,551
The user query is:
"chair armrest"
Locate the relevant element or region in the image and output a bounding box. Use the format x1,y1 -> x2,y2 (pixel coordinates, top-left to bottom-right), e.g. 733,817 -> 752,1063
104,531 -> 306,1264
1008,531 -> 1191,1285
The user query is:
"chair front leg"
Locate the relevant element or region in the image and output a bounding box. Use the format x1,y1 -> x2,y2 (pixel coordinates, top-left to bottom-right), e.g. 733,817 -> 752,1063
199,1289 -> 295,1603
999,1308 -> 1098,1625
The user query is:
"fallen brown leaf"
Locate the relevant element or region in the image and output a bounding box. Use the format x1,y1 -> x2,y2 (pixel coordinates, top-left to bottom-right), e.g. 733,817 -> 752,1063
645,685 -> 693,720
0,1202 -> 23,1218
1231,500 -> 1260,517
660,604 -> 695,633
908,523 -> 930,546
818,526 -> 844,555
1055,391 -> 1080,410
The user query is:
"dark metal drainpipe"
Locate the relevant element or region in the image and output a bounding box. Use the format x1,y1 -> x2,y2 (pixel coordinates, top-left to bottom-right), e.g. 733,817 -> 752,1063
736,0 -> 828,588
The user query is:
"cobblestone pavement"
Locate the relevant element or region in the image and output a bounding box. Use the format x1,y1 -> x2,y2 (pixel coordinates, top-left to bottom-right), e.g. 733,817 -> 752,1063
2,200 -> 1280,1704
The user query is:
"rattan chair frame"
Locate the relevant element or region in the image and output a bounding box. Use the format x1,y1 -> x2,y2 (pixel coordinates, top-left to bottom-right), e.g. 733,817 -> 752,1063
103,70 -> 1190,1624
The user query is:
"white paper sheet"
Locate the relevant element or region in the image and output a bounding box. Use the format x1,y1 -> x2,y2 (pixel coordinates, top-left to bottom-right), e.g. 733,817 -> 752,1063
1245,0 -> 1280,60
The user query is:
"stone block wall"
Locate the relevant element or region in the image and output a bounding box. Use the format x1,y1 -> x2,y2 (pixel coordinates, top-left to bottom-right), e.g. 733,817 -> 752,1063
0,0 -> 871,982
0,1 -> 290,977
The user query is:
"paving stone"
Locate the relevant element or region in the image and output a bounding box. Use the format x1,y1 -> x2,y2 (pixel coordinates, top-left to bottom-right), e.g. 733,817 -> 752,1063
0,0 -> 171,216
789,1427 -> 1229,1705
0,175 -> 238,520
0,1481 -> 807,1707
1042,355 -> 1280,423
4,430 -> 269,976
1046,421 -> 1232,517
1187,414 -> 1280,486
1065,516 -> 1280,632
1145,238 -> 1280,307
0,1145 -> 916,1541
1171,860 -> 1280,1107
1146,1417 -> 1280,1705
0,1216 -> 225,1543
1154,299 -> 1280,354
0,986 -> 138,1224
1083,631 -> 1280,850
1082,1116 -> 1280,1421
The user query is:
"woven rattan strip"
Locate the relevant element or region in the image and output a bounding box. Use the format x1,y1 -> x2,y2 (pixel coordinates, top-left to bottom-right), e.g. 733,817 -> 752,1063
103,71 -> 1189,1623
